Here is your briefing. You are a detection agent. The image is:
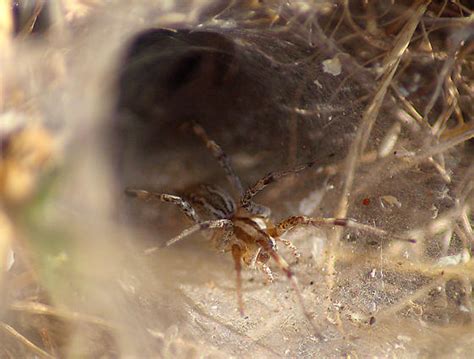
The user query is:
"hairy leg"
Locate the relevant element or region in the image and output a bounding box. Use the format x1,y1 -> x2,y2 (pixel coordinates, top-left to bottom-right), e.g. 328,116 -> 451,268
240,161 -> 316,215
191,122 -> 244,196
274,215 -> 416,243
144,219 -> 233,254
165,219 -> 233,247
191,122 -> 283,218
125,188 -> 200,223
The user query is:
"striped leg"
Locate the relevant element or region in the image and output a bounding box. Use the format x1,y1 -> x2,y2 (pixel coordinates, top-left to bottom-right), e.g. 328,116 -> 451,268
240,162 -> 316,216
145,219 -> 234,254
125,188 -> 200,223
191,122 -> 244,196
164,219 -> 233,247
275,215 -> 416,243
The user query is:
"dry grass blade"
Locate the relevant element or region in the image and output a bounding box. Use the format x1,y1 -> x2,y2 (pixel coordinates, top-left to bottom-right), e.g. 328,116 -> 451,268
334,0 -> 430,223
382,126 -> 473,191
9,301 -> 118,331
352,125 -> 474,198
342,0 -> 390,51
325,0 -> 431,329
423,43 -> 458,121
0,322 -> 55,359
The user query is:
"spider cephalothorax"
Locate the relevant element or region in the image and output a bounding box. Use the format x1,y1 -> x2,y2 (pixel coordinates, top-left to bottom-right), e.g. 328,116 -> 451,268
126,122 -> 414,333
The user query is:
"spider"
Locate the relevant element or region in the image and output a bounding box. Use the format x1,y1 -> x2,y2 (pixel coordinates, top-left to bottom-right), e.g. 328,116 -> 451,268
125,122 -> 415,333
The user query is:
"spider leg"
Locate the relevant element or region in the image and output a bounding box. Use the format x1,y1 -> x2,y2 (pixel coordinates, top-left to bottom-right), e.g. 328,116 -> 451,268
125,188 -> 200,223
274,215 -> 416,243
144,219 -> 233,254
165,219 -> 233,247
231,244 -> 245,316
254,236 -> 322,336
240,161 -> 316,215
191,122 -> 244,196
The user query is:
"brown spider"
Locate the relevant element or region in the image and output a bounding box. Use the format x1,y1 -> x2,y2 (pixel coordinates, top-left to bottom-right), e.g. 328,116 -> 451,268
125,123 -> 414,333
